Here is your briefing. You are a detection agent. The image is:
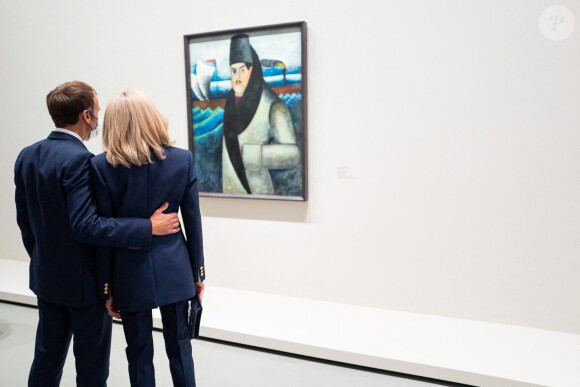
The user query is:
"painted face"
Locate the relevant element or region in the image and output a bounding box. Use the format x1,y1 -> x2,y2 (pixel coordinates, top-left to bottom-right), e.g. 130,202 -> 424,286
230,62 -> 252,97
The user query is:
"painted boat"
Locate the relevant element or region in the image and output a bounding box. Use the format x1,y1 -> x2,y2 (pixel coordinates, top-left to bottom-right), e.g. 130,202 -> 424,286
191,59 -> 216,101
193,84 -> 302,111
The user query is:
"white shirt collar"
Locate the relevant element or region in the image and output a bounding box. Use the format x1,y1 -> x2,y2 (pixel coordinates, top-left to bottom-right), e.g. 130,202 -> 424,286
54,128 -> 84,143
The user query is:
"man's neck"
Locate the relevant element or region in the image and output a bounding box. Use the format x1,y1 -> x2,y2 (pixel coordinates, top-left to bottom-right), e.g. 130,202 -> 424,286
54,128 -> 83,142
62,122 -> 87,141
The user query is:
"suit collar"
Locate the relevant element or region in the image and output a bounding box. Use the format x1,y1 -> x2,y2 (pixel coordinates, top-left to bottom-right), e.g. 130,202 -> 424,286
48,130 -> 86,147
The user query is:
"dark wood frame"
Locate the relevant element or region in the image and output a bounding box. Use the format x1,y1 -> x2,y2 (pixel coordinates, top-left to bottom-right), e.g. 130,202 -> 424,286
184,21 -> 308,201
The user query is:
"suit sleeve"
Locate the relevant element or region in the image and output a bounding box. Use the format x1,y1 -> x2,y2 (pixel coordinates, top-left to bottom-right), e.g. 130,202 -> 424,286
89,161 -> 115,300
14,155 -> 35,258
63,152 -> 152,251
180,152 -> 205,282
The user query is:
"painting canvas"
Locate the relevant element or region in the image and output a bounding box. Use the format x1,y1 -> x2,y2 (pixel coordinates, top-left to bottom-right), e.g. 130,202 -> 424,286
184,22 -> 307,201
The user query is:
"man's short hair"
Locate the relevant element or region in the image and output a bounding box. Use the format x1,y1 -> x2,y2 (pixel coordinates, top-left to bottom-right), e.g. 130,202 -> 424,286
46,81 -> 95,128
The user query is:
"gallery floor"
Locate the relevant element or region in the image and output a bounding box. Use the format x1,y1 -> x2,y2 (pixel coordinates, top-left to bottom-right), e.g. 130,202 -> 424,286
0,302 -> 466,387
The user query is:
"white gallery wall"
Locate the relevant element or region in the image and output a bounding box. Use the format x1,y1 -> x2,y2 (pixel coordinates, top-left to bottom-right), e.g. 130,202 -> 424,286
0,0 -> 578,336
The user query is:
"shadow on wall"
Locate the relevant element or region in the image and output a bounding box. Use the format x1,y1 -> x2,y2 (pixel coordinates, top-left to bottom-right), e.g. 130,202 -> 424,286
199,197 -> 308,223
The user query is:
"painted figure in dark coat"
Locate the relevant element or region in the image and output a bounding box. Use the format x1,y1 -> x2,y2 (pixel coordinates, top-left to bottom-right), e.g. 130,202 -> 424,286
222,34 -> 300,195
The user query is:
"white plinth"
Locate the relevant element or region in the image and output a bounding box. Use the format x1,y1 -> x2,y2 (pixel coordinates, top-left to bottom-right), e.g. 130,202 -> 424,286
2,259 -> 579,386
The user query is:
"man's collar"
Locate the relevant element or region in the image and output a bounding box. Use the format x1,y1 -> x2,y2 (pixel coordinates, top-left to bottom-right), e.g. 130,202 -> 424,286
53,128 -> 83,143
49,129 -> 86,148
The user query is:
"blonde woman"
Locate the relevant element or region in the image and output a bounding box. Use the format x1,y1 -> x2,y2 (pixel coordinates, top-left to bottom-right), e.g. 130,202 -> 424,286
90,90 -> 205,387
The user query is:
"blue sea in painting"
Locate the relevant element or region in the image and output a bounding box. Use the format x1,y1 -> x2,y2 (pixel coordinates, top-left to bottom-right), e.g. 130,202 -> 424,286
193,92 -> 303,195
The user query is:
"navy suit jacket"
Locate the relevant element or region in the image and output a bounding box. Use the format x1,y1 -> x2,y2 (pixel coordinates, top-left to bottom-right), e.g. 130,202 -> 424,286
14,131 -> 152,308
90,147 -> 205,312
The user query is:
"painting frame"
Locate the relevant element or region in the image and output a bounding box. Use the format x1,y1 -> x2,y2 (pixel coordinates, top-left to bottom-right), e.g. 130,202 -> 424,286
184,21 -> 308,201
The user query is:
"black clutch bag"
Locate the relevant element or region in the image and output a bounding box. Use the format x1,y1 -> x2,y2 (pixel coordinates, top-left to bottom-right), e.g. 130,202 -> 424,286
188,294 -> 203,340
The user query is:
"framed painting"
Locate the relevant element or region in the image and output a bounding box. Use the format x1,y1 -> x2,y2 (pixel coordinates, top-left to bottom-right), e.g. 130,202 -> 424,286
184,22 -> 307,201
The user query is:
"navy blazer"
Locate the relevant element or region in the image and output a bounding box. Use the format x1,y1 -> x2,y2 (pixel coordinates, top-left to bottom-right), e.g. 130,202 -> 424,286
14,131 -> 152,308
90,147 -> 205,312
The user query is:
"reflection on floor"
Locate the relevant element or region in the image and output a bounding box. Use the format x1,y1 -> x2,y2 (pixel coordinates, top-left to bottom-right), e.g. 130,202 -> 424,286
0,301 -> 460,387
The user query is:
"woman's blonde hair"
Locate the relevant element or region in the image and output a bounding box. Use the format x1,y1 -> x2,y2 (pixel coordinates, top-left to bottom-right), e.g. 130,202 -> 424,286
102,90 -> 174,168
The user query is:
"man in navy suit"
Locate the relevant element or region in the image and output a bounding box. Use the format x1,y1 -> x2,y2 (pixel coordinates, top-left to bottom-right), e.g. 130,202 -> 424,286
14,81 -> 181,387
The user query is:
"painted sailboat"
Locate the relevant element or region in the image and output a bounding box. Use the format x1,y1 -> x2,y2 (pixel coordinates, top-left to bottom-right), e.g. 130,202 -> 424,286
191,59 -> 216,101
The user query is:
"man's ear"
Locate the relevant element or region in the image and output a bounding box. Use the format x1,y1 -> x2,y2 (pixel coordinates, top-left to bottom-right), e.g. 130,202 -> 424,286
80,109 -> 90,123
